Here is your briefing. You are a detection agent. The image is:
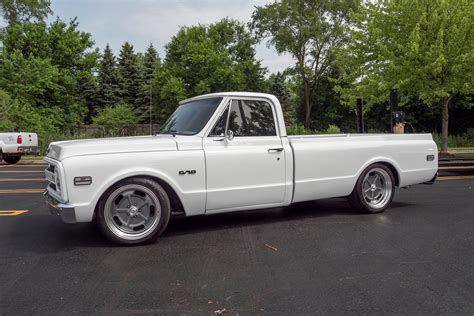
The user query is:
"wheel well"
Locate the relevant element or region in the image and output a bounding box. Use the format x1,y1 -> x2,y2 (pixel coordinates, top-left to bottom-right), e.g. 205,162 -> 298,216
95,175 -> 186,216
376,162 -> 400,187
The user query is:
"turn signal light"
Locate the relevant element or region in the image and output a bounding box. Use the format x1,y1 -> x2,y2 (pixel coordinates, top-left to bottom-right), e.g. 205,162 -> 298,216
17,135 -> 22,144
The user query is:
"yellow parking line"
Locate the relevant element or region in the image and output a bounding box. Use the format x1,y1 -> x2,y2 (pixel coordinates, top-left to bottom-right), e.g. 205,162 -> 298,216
0,189 -> 44,194
0,178 -> 46,182
438,175 -> 474,181
0,170 -> 44,173
0,210 -> 29,216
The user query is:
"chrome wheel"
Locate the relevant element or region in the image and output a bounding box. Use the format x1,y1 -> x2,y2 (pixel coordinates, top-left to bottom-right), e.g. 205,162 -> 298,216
362,168 -> 393,209
104,184 -> 161,241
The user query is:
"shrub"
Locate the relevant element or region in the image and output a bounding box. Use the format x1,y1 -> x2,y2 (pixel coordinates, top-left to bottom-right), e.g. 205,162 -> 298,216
287,123 -> 310,135
325,124 -> 341,134
93,102 -> 139,136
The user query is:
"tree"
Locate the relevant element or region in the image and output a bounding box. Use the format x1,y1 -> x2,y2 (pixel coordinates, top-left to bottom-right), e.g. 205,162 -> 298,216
0,0 -> 51,25
118,42 -> 141,109
337,0 -> 474,152
97,44 -> 122,110
164,18 -> 267,97
93,102 -> 138,136
1,18 -> 98,127
251,0 -> 360,129
135,43 -> 160,123
269,72 -> 296,126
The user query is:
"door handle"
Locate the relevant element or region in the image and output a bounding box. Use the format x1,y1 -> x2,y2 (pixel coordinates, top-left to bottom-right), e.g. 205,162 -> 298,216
268,147 -> 284,153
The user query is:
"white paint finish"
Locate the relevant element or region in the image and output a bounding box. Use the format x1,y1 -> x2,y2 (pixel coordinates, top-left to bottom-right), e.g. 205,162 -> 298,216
56,150 -> 206,221
0,132 -> 38,154
289,133 -> 438,202
47,135 -> 177,161
43,92 -> 439,224
203,136 -> 286,212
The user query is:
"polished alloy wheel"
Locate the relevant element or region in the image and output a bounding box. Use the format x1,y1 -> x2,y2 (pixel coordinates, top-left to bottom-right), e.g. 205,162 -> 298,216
104,184 -> 161,241
361,167 -> 393,209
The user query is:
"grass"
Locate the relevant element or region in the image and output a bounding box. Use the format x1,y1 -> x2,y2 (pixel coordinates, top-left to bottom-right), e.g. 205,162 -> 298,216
21,155 -> 44,160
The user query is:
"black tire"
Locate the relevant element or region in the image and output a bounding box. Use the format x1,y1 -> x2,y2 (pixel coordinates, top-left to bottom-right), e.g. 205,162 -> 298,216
96,177 -> 171,246
348,163 -> 395,214
4,155 -> 21,164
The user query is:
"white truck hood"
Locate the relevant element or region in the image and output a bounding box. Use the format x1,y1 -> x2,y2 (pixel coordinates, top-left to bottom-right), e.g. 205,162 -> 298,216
47,135 -> 178,161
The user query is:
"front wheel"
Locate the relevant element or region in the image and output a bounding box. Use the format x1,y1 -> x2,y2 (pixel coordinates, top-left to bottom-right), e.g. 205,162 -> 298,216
96,178 -> 171,245
348,164 -> 395,214
4,155 -> 21,164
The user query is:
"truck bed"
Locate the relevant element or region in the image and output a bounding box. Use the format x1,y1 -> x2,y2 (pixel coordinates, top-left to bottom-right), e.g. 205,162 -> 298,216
288,133 -> 438,203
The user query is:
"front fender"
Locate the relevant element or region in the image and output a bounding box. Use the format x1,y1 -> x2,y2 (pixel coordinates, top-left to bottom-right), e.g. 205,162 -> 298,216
62,150 -> 206,222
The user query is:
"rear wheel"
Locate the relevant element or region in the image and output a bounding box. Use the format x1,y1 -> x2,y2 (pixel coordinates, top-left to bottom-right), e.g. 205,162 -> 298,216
348,163 -> 395,214
96,178 -> 171,245
4,155 -> 21,164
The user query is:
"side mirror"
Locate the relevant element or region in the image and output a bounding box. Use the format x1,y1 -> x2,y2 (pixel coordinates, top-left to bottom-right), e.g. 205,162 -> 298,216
225,130 -> 234,141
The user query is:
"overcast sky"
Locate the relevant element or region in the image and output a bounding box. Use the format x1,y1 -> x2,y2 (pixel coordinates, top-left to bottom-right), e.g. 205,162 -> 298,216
46,0 -> 294,74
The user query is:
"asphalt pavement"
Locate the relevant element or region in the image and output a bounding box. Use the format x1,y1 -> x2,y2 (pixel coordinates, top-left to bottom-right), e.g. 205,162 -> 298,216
0,163 -> 473,314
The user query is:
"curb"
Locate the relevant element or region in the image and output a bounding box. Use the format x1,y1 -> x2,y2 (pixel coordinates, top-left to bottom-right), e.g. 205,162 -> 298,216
0,159 -> 46,165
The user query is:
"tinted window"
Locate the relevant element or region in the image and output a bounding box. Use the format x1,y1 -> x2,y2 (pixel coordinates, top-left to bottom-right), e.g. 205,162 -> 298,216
209,105 -> 229,137
160,97 -> 223,135
227,100 -> 276,137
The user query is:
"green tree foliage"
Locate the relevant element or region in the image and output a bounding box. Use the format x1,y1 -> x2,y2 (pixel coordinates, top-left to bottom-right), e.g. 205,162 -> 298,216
152,68 -> 187,123
96,44 -> 122,111
0,0 -> 51,25
251,0 -> 360,129
164,18 -> 267,98
269,72 -> 296,126
135,43 -> 160,123
118,42 -> 141,108
0,18 -> 98,129
93,102 -> 138,136
337,0 -> 474,152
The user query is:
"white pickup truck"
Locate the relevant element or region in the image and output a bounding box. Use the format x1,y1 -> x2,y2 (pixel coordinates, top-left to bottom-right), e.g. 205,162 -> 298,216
0,132 -> 39,164
44,92 -> 438,245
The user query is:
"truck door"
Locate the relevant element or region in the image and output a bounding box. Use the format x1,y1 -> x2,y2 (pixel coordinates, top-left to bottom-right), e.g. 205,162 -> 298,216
203,98 -> 286,212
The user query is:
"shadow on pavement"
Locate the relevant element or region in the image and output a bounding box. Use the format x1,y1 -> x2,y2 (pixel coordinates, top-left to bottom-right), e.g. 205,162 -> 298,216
7,197 -> 415,252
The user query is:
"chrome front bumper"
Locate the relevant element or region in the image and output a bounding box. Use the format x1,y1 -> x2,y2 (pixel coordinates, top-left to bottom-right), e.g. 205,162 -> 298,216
44,191 -> 76,224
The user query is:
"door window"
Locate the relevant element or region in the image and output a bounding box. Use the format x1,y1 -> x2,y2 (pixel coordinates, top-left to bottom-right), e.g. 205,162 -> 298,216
228,100 -> 277,137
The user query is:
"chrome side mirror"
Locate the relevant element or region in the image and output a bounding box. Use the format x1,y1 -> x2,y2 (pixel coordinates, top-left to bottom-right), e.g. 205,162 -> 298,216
225,130 -> 234,141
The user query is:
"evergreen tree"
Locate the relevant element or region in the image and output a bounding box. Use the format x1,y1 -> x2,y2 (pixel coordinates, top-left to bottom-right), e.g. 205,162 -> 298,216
97,44 -> 122,110
118,42 -> 141,110
270,72 -> 295,126
135,43 -> 160,123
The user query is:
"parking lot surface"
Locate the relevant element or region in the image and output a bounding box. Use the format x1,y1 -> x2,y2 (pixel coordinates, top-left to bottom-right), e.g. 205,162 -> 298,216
0,163 -> 473,314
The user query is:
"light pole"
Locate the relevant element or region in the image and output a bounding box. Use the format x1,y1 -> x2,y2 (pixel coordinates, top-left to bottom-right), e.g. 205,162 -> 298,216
149,84 -> 152,135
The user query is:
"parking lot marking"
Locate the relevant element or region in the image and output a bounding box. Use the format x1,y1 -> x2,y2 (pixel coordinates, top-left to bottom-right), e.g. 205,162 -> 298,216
0,170 -> 44,173
438,175 -> 474,181
0,210 -> 29,216
0,178 -> 46,182
0,189 -> 44,194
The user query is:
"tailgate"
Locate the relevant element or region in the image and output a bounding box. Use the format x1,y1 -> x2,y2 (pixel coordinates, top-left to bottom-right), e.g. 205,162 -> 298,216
19,133 -> 38,147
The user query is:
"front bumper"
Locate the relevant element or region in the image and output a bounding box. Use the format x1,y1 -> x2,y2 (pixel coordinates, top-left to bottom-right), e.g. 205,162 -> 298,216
44,191 -> 77,223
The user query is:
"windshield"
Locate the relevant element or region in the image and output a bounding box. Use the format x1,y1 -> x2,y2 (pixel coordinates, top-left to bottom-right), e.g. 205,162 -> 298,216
160,97 -> 223,135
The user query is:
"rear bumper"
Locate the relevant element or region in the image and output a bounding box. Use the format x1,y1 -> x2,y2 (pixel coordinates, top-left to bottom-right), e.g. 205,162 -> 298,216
44,191 -> 77,224
17,146 -> 40,155
423,171 -> 438,185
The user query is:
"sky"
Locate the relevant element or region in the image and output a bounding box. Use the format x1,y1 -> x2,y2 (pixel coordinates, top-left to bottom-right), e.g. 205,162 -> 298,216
46,0 -> 294,74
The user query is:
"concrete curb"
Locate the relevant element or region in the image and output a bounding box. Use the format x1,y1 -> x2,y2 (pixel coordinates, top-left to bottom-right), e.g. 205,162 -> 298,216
0,159 -> 46,165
